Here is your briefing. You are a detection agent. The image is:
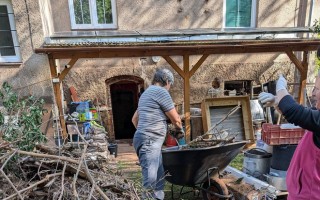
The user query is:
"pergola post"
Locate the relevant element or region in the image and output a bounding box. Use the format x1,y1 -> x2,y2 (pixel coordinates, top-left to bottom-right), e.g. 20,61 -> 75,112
285,50 -> 309,104
163,54 -> 209,142
299,51 -> 309,104
183,55 -> 191,142
48,55 -> 67,138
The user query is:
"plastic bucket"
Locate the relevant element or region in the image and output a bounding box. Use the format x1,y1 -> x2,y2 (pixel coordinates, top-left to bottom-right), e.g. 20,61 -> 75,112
108,143 -> 118,157
243,148 -> 272,181
166,134 -> 177,147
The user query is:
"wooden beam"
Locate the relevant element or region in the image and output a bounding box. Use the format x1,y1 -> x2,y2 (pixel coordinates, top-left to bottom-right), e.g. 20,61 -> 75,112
183,55 -> 191,142
298,51 -> 309,104
35,39 -> 320,59
59,58 -> 78,81
48,55 -> 58,77
45,45 -> 320,59
48,56 -> 67,139
189,54 -> 209,77
285,50 -> 304,73
162,56 -> 185,78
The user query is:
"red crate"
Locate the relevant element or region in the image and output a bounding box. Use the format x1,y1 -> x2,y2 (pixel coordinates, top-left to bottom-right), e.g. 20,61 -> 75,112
262,123 -> 305,145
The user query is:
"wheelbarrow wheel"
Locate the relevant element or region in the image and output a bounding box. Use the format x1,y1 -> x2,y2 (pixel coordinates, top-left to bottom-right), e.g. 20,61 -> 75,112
202,178 -> 229,200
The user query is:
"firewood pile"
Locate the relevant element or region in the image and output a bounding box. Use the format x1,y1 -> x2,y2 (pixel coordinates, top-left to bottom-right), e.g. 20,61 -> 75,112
0,136 -> 140,200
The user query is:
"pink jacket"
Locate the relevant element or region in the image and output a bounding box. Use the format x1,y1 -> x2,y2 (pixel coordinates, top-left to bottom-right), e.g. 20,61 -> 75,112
286,131 -> 320,200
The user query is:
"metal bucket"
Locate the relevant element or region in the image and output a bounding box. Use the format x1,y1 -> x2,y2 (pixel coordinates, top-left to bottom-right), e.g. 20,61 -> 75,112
264,168 -> 287,191
243,148 -> 272,181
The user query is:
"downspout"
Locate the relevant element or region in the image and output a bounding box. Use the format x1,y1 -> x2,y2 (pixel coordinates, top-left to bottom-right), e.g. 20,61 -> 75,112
305,0 -> 314,106
307,0 -> 314,38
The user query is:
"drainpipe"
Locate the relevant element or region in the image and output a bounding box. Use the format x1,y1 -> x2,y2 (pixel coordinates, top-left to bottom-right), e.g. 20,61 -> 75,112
307,0 -> 314,38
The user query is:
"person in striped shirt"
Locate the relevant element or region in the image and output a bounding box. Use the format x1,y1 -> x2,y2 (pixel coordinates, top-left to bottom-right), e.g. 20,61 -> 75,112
132,68 -> 183,199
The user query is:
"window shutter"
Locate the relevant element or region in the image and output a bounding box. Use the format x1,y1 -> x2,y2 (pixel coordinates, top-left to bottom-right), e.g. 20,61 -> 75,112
226,0 -> 238,27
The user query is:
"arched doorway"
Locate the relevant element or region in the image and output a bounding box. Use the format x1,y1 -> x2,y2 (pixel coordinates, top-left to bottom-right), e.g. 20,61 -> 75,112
106,76 -> 144,140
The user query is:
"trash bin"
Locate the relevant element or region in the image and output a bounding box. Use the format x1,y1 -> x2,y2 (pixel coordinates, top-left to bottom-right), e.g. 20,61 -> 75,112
108,143 -> 118,157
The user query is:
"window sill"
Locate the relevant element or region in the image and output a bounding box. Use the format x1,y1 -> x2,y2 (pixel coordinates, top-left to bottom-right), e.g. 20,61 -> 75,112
0,62 -> 23,67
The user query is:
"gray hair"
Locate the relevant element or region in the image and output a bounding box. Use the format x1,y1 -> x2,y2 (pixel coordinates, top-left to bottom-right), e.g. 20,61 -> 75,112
152,68 -> 174,86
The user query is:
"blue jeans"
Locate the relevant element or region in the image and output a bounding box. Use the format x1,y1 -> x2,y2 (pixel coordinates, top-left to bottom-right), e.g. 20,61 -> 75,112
133,132 -> 165,200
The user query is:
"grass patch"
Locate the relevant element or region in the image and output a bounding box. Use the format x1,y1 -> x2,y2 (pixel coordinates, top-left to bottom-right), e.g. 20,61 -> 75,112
229,153 -> 244,171
119,153 -> 244,199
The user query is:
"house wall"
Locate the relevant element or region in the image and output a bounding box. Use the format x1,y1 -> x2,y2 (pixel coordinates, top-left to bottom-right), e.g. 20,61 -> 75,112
49,0 -> 320,104
0,0 -> 52,101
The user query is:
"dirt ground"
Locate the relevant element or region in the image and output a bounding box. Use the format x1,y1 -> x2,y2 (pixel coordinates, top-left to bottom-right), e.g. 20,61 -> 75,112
116,141 -> 140,174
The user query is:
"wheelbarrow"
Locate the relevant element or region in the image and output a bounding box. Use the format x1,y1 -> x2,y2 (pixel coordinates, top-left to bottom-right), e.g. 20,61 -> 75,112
162,141 -> 247,199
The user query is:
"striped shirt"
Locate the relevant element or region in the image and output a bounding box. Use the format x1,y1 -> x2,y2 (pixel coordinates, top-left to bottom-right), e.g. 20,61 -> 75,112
136,85 -> 174,138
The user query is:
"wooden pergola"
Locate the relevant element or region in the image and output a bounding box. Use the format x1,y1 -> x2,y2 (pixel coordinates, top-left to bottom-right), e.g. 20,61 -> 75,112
35,39 -> 320,141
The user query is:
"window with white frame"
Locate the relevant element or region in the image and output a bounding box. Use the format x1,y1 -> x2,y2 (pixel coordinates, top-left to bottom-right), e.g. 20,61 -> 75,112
68,0 -> 117,29
0,0 -> 21,63
224,0 -> 256,28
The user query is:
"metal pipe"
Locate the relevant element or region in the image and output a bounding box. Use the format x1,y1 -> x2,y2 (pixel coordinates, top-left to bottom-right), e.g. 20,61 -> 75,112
308,0 -> 314,38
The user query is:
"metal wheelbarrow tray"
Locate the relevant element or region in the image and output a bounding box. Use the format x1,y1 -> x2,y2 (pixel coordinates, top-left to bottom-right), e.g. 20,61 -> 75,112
162,141 -> 247,187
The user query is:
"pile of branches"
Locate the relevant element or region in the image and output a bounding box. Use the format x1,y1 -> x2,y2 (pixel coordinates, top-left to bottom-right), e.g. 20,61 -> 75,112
0,140 -> 140,200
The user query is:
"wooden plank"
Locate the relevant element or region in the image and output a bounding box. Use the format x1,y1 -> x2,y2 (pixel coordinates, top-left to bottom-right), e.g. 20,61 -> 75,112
183,55 -> 191,142
162,56 -> 184,78
189,54 -> 209,77
201,96 -> 254,142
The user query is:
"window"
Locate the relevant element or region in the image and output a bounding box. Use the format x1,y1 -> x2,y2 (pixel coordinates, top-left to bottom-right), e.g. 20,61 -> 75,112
68,0 -> 117,29
0,0 -> 21,63
224,0 -> 256,28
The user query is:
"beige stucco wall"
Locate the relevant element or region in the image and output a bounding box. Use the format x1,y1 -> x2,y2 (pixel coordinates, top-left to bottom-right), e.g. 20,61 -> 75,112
51,0 -> 320,31
0,0 -> 53,101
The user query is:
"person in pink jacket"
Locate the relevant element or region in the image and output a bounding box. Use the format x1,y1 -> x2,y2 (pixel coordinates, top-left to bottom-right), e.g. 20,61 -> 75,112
259,74 -> 320,200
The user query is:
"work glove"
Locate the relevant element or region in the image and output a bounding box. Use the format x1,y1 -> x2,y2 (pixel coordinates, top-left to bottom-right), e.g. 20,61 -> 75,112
258,92 -> 276,107
171,127 -> 185,139
276,74 -> 287,93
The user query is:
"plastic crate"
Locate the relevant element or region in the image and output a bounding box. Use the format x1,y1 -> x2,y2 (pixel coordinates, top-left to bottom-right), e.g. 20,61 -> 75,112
262,123 -> 305,145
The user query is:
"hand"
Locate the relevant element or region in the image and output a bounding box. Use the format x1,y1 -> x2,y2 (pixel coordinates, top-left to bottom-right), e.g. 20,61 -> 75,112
258,92 -> 276,107
171,128 -> 185,139
276,74 -> 287,92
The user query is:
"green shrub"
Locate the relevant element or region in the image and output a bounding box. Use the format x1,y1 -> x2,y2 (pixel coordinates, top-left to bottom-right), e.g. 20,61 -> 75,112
0,82 -> 47,151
